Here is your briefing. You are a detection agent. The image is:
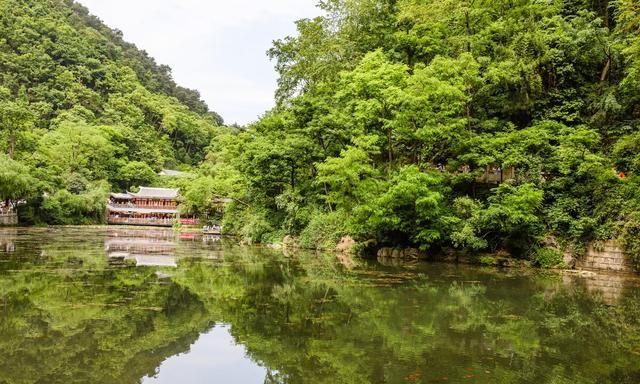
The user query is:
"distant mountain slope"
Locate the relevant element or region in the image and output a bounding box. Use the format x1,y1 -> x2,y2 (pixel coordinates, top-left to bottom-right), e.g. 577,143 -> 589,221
0,0 -> 221,166
0,0 -> 224,224
66,0 -> 221,121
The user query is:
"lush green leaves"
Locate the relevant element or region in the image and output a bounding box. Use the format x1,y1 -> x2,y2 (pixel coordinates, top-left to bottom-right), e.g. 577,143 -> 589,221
0,154 -> 36,204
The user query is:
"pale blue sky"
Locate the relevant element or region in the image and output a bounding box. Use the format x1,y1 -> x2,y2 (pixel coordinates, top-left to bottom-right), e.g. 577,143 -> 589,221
79,1 -> 320,125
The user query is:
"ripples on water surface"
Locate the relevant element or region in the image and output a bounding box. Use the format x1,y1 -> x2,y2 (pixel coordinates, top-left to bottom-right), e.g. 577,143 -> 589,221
1,227 -> 640,384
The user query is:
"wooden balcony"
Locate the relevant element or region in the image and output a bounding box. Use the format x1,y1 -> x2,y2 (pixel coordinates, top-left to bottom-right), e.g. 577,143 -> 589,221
109,203 -> 177,210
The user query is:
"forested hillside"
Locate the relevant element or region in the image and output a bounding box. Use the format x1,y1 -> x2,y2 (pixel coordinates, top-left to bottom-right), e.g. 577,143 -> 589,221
183,0 -> 640,267
0,0 -> 222,224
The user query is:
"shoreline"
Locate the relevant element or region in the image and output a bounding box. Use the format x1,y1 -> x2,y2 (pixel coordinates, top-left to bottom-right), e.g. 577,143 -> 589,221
3,225 -> 638,276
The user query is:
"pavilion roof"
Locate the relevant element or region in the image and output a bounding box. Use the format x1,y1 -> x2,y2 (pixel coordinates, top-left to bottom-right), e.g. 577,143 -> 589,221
110,193 -> 133,200
129,187 -> 180,200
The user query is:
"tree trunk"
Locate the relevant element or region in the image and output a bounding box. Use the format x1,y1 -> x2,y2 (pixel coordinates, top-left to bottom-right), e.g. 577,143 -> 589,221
8,133 -> 15,159
600,56 -> 611,82
465,9 -> 471,53
388,127 -> 393,165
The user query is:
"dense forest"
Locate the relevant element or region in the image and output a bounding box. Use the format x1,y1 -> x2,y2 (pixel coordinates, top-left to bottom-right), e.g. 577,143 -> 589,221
3,0 -> 640,267
199,0 -> 640,268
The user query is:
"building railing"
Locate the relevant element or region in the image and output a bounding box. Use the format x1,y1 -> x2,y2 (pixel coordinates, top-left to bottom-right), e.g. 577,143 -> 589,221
109,202 -> 178,210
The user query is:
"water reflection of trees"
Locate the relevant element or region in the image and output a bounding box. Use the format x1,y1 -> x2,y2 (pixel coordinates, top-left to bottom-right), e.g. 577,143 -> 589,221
0,230 -> 639,383
177,254 -> 640,384
0,233 -> 210,383
267,266 -> 636,382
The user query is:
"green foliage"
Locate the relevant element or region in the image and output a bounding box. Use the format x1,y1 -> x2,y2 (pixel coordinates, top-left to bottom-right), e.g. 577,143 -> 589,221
181,176 -> 220,217
182,0 -> 640,261
298,210 -> 349,250
316,136 -> 380,211
6,0 -> 640,261
117,161 -> 157,190
224,206 -> 278,244
450,197 -> 487,251
480,184 -> 545,255
40,181 -> 110,224
478,255 -> 498,266
620,212 -> 640,271
0,154 -> 36,204
0,93 -> 35,158
36,121 -> 115,181
353,165 -> 453,249
532,248 -> 565,268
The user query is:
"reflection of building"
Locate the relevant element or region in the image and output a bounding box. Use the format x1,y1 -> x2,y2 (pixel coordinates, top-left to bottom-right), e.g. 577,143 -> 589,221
562,273 -> 632,305
0,203 -> 18,226
203,234 -> 222,243
0,228 -> 17,252
107,187 -> 179,227
105,228 -> 177,267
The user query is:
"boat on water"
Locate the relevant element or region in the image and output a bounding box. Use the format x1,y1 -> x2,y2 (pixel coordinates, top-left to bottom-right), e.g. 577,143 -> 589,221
203,225 -> 222,235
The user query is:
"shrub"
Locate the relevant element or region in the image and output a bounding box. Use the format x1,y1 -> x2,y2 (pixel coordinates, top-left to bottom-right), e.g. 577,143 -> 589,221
620,212 -> 640,271
532,248 -> 565,268
40,182 -> 109,224
298,211 -> 348,250
238,209 -> 276,243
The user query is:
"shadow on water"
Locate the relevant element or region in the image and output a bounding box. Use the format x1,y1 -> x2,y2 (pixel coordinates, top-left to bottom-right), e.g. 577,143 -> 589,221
1,227 -> 640,384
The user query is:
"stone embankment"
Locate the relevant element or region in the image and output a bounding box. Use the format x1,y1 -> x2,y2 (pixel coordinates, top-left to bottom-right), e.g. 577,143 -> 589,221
375,240 -> 636,274
375,247 -> 531,268
376,247 -> 426,260
574,241 -> 633,273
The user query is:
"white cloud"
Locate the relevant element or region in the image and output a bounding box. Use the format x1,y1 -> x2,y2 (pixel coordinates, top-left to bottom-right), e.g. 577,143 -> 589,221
78,0 -> 321,125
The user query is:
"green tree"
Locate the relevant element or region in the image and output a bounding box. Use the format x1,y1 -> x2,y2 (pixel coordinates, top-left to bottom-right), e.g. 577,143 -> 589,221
118,161 -> 157,190
0,154 -> 35,208
0,96 -> 34,159
36,121 -> 115,182
353,165 -> 453,249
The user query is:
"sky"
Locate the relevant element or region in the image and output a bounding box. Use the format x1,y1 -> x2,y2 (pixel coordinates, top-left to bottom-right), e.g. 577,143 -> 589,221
78,0 -> 321,125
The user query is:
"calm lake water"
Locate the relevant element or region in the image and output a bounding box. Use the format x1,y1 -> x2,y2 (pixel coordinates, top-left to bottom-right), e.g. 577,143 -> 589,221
1,227 -> 640,384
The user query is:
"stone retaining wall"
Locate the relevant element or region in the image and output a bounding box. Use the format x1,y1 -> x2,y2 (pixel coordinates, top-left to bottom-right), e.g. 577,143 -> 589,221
377,247 -> 427,260
0,213 -> 18,226
374,241 -> 636,274
576,240 -> 632,272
